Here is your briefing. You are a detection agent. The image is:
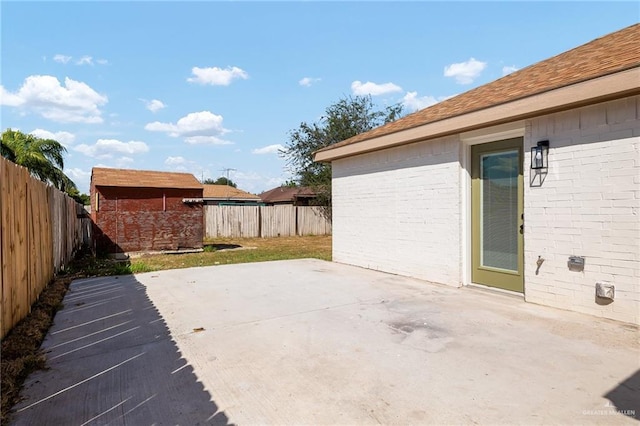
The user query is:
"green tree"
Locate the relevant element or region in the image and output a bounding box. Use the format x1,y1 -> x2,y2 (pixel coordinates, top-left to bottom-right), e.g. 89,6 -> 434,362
281,95 -> 403,218
66,187 -> 91,205
203,177 -> 237,188
1,128 -> 77,192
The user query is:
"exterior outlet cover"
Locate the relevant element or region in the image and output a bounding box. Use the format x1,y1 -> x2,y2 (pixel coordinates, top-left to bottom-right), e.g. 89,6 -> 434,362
568,256 -> 585,272
595,282 -> 615,300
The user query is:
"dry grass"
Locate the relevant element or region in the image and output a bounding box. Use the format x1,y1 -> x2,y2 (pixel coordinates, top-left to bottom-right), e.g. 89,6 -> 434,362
0,235 -> 331,423
134,235 -> 332,271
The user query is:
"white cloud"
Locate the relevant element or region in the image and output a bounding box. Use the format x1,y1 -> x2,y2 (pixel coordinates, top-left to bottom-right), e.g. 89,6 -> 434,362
232,170 -> 287,194
29,128 -> 76,146
141,98 -> 166,113
165,156 -> 187,165
0,75 -> 107,123
502,65 -> 519,76
67,167 -> 91,181
351,80 -> 403,96
187,66 -> 248,86
444,58 -> 487,84
0,86 -> 25,106
51,54 -> 107,66
401,92 -> 438,112
53,54 -> 72,64
66,167 -> 91,193
163,157 -> 209,178
145,111 -> 232,145
184,136 -> 232,145
252,144 -> 284,155
299,77 -> 321,87
145,111 -> 225,136
76,55 -> 93,66
75,139 -> 149,159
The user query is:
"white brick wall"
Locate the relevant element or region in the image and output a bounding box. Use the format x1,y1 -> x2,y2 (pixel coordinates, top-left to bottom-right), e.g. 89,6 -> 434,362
524,96 -> 640,324
330,95 -> 639,325
332,136 -> 462,286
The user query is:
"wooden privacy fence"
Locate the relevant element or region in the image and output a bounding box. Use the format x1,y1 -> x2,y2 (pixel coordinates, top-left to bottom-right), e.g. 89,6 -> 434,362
204,205 -> 331,238
1,157 -> 91,339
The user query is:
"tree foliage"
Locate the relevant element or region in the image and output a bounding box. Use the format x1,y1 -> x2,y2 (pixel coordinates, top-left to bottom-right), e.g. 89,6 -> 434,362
66,188 -> 91,205
1,128 -> 77,193
203,177 -> 237,188
281,95 -> 403,215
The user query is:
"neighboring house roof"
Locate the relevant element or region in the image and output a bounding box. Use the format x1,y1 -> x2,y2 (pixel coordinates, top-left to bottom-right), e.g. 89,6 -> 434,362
259,186 -> 316,203
91,167 -> 202,189
316,23 -> 640,161
203,184 -> 261,201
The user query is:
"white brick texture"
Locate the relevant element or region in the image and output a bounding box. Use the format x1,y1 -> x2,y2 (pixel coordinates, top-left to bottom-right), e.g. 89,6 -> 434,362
332,136 -> 462,286
524,96 -> 640,324
330,95 -> 639,325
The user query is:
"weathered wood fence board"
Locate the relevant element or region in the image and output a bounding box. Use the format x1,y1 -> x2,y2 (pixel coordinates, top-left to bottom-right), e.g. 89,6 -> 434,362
28,177 -> 52,310
261,205 -> 296,238
1,157 -> 90,339
205,205 -> 260,238
297,206 -> 331,236
204,205 -> 331,239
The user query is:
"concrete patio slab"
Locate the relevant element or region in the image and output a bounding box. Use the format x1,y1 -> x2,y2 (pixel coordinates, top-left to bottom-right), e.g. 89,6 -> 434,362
11,275 -> 230,425
11,259 -> 639,425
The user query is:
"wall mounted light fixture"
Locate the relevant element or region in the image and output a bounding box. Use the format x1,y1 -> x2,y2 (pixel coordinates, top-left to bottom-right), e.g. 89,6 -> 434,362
531,140 -> 549,170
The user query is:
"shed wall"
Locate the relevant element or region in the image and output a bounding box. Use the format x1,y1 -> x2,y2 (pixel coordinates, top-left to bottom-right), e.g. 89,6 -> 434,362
91,186 -> 203,253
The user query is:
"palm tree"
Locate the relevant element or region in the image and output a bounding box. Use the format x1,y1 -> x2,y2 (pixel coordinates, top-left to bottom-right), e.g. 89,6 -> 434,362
1,128 -> 77,192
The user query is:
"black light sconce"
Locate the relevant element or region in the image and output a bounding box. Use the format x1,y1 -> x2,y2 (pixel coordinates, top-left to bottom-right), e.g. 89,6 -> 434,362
531,140 -> 549,170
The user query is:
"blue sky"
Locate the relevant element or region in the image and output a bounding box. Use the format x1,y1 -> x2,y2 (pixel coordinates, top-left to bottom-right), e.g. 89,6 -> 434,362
2,1 -> 638,194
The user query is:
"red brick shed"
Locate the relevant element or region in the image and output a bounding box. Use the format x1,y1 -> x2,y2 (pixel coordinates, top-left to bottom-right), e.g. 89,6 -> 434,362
90,167 -> 204,254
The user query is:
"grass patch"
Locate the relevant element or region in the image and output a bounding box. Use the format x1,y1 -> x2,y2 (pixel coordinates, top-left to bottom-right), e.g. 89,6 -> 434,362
137,235 -> 332,272
129,261 -> 154,274
1,235 -> 330,423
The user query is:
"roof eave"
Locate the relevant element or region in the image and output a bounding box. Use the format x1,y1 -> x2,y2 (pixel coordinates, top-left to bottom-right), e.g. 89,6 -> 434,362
314,67 -> 640,162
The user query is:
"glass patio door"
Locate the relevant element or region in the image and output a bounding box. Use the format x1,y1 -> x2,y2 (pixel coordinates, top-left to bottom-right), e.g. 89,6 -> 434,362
471,138 -> 524,292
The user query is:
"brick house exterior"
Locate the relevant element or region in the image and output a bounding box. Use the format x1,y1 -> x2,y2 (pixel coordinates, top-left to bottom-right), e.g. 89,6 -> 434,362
315,24 -> 640,324
90,168 -> 203,254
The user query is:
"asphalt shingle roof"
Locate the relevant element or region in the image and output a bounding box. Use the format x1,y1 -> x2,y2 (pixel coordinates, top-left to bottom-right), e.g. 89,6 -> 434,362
202,184 -> 260,200
259,186 -> 316,203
